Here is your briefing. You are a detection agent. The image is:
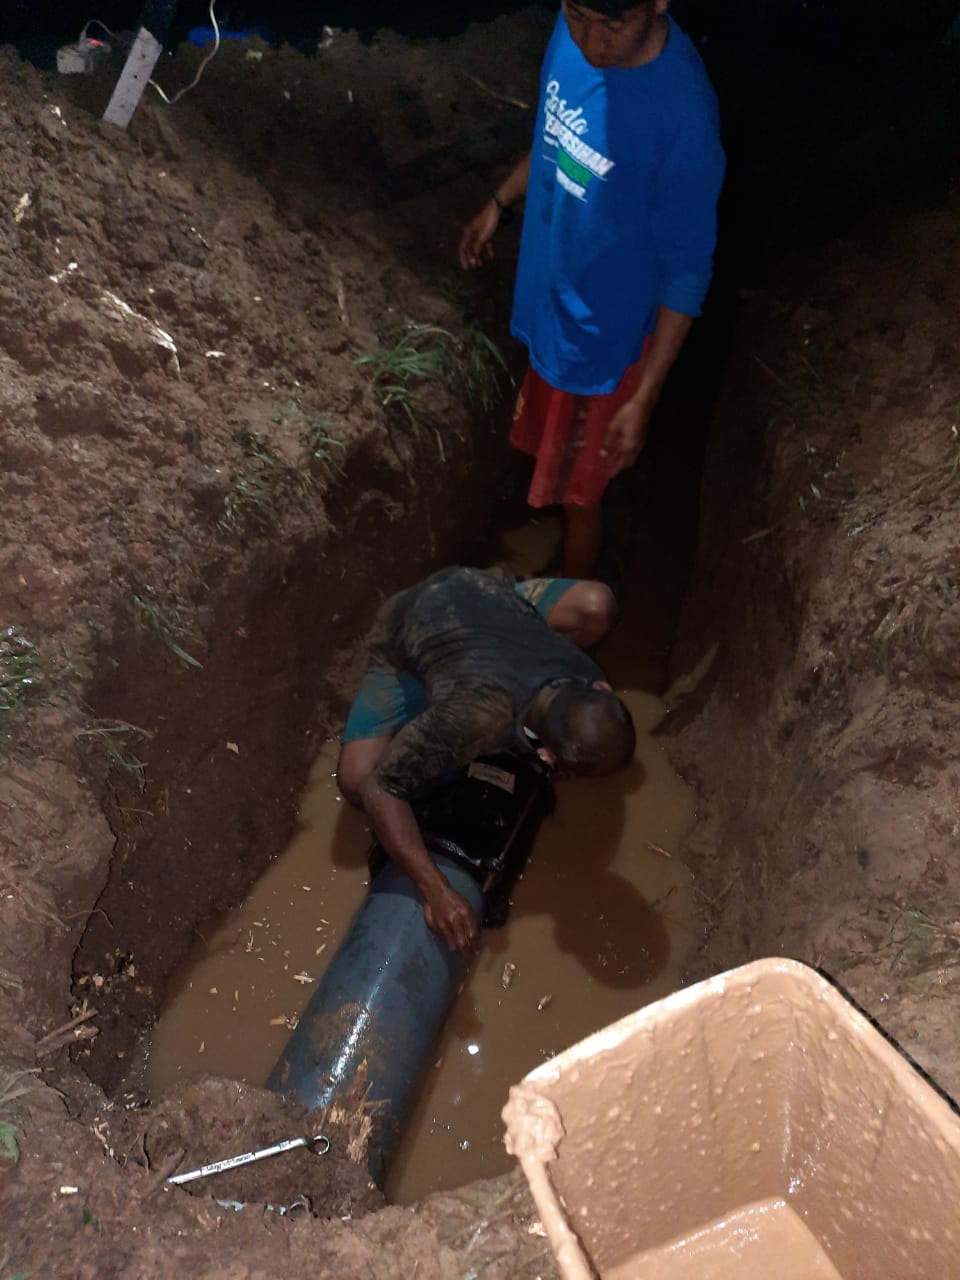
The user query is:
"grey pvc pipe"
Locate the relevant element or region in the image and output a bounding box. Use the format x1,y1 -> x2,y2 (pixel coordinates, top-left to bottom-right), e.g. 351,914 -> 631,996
265,853 -> 483,1184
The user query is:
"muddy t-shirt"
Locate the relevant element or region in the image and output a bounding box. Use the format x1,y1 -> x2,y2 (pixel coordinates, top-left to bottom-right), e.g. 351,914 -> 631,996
370,567 -> 603,802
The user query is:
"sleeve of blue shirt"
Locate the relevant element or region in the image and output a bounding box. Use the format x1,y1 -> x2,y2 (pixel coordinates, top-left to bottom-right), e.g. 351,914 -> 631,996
652,106 -> 727,318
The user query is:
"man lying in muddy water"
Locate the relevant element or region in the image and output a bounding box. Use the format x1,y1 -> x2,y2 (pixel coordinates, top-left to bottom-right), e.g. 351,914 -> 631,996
337,566 -> 635,951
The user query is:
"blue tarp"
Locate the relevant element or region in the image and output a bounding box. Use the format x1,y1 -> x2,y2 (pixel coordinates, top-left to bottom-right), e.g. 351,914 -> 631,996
186,25 -> 273,48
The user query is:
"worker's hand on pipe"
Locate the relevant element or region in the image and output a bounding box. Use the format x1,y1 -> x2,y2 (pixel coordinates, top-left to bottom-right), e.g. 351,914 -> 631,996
459,202 -> 499,270
424,883 -> 478,952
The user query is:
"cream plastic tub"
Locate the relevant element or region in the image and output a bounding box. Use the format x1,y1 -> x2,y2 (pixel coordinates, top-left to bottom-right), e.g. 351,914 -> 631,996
502,958 -> 960,1279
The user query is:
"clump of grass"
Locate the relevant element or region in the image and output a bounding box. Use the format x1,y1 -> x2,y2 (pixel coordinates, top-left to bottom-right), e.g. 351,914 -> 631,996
459,325 -> 513,413
0,1069 -> 42,1164
219,417 -> 344,536
358,321 -> 510,427
132,587 -> 203,670
825,903 -> 960,983
796,441 -> 849,514
220,428 -> 303,534
77,721 -> 150,792
751,352 -> 856,517
357,325 -> 454,417
0,1120 -> 19,1163
0,627 -> 46,754
303,417 -> 345,478
885,906 -> 960,978
0,628 -> 44,716
753,350 -> 828,422
872,575 -> 955,678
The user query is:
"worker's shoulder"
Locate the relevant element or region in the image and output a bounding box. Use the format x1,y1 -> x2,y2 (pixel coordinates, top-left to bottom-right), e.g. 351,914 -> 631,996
391,566 -> 519,629
662,21 -> 720,110
419,565 -> 516,599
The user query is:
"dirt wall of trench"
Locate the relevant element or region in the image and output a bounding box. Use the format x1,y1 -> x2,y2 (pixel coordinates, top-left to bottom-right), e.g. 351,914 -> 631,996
0,23 -> 565,1278
663,199 -> 960,1100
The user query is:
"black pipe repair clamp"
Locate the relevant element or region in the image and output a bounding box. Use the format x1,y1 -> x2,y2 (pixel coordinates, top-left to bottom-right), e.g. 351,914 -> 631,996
266,753 -> 554,1184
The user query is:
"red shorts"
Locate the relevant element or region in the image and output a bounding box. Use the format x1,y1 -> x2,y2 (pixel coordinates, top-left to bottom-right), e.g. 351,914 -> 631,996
509,349 -> 648,509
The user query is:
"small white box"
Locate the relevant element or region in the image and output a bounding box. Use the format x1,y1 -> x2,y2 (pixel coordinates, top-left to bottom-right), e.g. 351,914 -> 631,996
56,41 -> 99,74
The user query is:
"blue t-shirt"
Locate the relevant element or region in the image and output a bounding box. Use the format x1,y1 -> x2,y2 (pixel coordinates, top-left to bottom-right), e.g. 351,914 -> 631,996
511,16 -> 726,396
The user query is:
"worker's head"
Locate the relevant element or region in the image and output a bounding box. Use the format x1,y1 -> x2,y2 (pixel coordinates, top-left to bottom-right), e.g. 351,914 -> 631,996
537,682 -> 636,779
562,0 -> 669,69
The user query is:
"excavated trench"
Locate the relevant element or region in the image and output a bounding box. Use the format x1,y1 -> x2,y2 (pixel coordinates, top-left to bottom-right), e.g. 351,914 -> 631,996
120,525 -> 703,1206
66,427 -> 710,1203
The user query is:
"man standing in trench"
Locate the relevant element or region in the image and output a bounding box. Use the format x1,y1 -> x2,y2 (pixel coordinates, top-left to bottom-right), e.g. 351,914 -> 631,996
337,567 -> 635,952
460,0 -> 725,579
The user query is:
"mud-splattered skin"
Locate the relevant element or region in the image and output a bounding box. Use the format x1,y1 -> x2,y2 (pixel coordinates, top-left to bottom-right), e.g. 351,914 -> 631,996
369,567 -> 603,801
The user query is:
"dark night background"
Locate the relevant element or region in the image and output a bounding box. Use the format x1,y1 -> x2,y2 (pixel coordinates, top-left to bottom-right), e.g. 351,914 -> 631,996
5,1 -> 958,231
3,1 -> 958,57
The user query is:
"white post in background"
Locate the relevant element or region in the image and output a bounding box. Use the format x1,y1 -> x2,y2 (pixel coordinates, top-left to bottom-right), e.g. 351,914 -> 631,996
102,27 -> 163,129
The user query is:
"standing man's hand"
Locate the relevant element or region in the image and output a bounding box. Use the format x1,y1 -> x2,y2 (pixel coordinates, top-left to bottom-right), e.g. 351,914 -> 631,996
602,307 -> 696,475
602,397 -> 654,476
458,152 -> 531,271
424,881 -> 479,952
459,201 -> 500,270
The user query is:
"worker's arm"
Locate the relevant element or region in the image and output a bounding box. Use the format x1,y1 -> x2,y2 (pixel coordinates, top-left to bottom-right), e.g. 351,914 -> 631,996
362,689 -> 512,952
602,306 -> 693,475
358,775 -> 477,952
459,150 -> 532,269
603,97 -> 725,476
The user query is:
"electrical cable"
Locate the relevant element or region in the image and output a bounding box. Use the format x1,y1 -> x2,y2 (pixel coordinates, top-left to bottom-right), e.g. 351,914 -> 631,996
149,0 -> 221,105
79,18 -> 126,45
77,2 -> 221,105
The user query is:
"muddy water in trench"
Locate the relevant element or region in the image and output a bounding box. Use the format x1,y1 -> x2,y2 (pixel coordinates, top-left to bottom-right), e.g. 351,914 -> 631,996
145,521 -> 699,1203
